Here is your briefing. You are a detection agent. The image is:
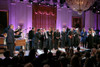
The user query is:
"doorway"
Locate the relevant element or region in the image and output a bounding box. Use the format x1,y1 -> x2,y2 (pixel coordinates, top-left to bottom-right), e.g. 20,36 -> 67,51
0,11 -> 8,34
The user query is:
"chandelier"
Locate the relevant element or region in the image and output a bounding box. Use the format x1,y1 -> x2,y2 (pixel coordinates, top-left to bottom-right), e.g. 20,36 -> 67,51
66,0 -> 96,15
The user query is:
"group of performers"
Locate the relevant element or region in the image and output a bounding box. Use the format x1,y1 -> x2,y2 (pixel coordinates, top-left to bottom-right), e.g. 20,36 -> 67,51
1,24 -> 99,56
28,27 -> 99,50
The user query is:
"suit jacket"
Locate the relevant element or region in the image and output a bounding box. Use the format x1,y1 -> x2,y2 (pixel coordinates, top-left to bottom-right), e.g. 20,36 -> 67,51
6,28 -> 14,44
34,32 -> 41,43
67,30 -> 74,36
61,31 -> 66,40
54,32 -> 60,40
28,30 -> 34,39
47,31 -> 52,39
40,32 -> 46,41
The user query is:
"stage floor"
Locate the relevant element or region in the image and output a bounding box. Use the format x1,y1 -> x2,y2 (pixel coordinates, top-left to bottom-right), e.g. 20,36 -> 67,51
0,47 -> 90,59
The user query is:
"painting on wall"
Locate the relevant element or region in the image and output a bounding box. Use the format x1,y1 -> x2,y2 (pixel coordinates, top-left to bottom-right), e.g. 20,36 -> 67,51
72,17 -> 82,29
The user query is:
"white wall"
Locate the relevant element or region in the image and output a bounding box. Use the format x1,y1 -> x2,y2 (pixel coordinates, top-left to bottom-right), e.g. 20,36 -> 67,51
56,7 -> 72,32
85,11 -> 95,31
9,1 -> 32,34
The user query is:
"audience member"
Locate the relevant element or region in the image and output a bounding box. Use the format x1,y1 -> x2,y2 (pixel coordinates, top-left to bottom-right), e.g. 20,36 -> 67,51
0,48 -> 100,67
24,63 -> 33,67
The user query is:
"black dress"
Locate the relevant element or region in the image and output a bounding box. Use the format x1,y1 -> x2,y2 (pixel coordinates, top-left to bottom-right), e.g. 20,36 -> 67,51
87,34 -> 94,49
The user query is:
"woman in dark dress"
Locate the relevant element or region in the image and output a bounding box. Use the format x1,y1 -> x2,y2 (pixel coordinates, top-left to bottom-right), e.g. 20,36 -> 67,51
87,31 -> 94,49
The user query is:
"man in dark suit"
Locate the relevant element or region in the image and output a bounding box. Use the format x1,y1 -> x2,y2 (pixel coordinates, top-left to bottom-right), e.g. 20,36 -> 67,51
6,24 -> 14,57
34,29 -> 41,50
47,27 -> 53,50
87,31 -> 94,49
28,27 -> 35,50
74,29 -> 80,47
42,28 -> 47,48
54,29 -> 60,49
67,28 -> 74,47
61,28 -> 66,48
39,29 -> 46,49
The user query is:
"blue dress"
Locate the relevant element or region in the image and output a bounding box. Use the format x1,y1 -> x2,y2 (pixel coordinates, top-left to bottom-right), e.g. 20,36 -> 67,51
80,31 -> 87,43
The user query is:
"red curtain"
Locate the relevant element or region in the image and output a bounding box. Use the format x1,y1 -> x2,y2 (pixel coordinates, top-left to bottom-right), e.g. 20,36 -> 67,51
32,4 -> 57,31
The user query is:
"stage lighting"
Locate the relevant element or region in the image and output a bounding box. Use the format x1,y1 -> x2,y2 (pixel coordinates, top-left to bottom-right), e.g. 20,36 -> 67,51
20,0 -> 23,1
37,0 -> 44,3
93,7 -> 96,9
97,10 -> 100,13
60,4 -> 64,8
92,9 -> 96,13
67,6 -> 70,8
29,0 -> 33,2
53,4 -> 57,7
39,3 -> 41,5
41,0 -> 44,2
45,0 -> 50,1
46,3 -> 50,6
60,0 -> 65,4
53,0 -> 57,3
